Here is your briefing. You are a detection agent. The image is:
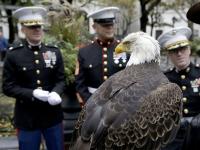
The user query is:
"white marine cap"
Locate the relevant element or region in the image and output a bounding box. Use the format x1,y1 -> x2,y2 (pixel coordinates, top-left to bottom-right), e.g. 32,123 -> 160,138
13,6 -> 47,26
87,7 -> 119,25
157,27 -> 192,51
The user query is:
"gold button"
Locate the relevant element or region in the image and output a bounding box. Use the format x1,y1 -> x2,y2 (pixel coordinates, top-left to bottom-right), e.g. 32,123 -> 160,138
34,51 -> 39,55
119,64 -> 122,67
182,86 -> 186,91
22,67 -> 26,71
103,54 -> 107,58
103,47 -> 107,51
183,109 -> 189,114
35,60 -> 39,64
107,41 -> 111,45
104,76 -> 108,80
182,97 -> 187,103
104,61 -> 108,65
37,87 -> 42,89
181,75 -> 186,79
100,42 -> 103,45
36,70 -> 40,74
104,68 -> 108,72
37,80 -> 41,84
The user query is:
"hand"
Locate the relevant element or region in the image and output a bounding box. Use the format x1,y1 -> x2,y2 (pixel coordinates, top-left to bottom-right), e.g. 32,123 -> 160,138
48,92 -> 62,105
33,89 -> 49,102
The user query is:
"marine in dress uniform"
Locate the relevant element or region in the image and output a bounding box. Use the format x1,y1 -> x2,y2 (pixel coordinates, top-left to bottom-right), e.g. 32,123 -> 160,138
75,7 -> 128,104
158,27 -> 200,150
2,7 -> 65,150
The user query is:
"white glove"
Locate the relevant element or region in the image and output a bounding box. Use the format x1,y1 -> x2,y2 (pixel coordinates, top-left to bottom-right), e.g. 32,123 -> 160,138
33,89 -> 49,102
47,92 -> 62,106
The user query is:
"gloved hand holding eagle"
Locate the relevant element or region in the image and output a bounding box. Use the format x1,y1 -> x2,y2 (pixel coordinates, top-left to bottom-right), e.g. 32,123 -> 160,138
70,32 -> 183,150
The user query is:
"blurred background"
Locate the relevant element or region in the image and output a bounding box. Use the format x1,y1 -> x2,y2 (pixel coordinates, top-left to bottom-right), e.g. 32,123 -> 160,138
1,0 -> 200,149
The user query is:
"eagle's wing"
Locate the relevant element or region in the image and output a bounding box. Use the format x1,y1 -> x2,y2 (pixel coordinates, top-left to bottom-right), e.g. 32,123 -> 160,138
74,70 -> 137,140
106,82 -> 182,150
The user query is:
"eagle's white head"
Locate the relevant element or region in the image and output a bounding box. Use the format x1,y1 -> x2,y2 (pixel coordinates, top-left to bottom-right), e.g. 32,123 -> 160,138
115,32 -> 160,66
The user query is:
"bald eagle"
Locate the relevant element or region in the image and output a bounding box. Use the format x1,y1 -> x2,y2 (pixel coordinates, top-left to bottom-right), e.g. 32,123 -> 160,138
70,32 -> 182,150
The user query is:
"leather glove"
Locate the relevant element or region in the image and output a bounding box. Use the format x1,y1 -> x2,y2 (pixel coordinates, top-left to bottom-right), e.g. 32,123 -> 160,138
47,92 -> 62,105
33,89 -> 49,102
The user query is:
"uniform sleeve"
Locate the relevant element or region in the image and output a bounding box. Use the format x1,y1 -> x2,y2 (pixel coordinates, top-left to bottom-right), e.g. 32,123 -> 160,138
2,52 -> 33,100
75,51 -> 91,102
51,48 -> 66,95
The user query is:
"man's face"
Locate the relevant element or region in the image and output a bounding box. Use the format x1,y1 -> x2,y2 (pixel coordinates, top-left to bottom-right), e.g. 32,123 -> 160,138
93,22 -> 115,41
22,25 -> 43,44
168,46 -> 191,70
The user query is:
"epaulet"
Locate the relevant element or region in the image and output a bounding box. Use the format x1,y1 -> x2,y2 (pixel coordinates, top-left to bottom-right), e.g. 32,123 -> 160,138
45,43 -> 58,49
164,67 -> 174,73
8,42 -> 24,51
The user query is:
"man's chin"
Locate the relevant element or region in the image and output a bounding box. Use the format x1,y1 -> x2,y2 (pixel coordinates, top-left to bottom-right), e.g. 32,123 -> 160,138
177,63 -> 188,70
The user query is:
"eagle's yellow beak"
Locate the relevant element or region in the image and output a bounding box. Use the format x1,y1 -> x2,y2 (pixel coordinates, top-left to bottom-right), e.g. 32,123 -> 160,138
115,43 -> 126,54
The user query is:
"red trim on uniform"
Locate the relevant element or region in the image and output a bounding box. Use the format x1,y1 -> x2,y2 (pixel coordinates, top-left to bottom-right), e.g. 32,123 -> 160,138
102,47 -> 105,81
16,128 -> 19,136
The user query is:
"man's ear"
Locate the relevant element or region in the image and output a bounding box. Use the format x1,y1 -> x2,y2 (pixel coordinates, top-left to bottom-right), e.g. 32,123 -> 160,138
188,46 -> 191,55
21,26 -> 25,34
92,23 -> 96,30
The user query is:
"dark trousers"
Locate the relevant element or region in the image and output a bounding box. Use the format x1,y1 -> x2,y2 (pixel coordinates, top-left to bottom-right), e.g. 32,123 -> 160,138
0,50 -> 6,61
17,123 -> 64,150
